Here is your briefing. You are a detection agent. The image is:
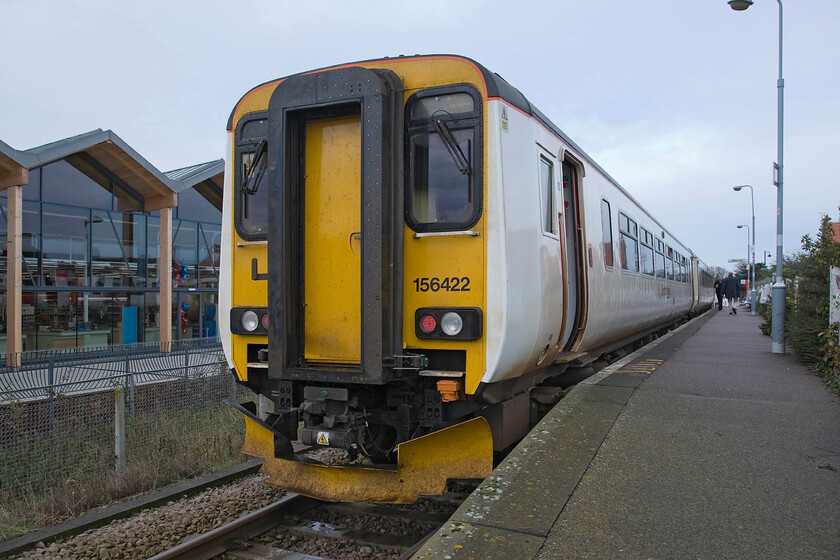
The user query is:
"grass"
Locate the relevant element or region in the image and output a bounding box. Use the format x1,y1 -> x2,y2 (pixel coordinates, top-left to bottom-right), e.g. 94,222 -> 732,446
0,400 -> 248,543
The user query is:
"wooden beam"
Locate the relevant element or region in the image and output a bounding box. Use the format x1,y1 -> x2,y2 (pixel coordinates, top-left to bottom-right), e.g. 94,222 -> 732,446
0,166 -> 28,191
89,142 -> 169,198
6,185 -> 22,366
159,207 -> 173,353
145,192 -> 178,212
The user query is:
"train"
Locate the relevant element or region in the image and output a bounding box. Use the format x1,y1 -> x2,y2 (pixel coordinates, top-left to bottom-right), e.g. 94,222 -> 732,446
219,54 -> 715,503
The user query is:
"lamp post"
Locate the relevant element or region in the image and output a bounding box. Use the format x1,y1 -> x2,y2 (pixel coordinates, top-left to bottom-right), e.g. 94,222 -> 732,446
737,224 -> 750,305
728,0 -> 785,353
733,185 -> 756,315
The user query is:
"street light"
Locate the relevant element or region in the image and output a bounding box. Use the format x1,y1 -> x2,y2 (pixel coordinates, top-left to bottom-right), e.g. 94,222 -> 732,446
737,225 -> 750,305
733,185 -> 757,315
728,0 -> 754,10
728,0 -> 786,353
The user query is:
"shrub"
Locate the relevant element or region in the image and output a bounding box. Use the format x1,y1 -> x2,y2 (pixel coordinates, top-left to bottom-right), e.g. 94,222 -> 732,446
785,213 -> 840,395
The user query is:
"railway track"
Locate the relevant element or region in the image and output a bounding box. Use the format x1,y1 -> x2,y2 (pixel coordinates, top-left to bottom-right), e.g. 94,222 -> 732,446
149,483 -> 473,560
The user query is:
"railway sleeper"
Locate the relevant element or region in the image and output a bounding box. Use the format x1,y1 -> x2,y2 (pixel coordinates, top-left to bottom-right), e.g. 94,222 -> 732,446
286,520 -> 417,551
323,502 -> 455,524
225,542 -> 328,560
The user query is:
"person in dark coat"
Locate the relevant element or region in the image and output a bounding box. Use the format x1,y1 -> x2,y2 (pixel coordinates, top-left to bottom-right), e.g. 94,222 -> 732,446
722,271 -> 741,314
714,274 -> 724,310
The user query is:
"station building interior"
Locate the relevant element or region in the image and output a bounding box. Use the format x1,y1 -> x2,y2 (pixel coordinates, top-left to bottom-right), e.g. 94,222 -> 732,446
0,130 -> 224,356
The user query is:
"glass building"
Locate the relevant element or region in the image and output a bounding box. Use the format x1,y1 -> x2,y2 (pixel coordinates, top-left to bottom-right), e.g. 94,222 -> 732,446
0,130 -> 223,353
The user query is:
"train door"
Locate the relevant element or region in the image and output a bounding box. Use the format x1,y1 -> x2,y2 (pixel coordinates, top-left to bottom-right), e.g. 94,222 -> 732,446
560,159 -> 584,349
265,67 -> 404,383
534,150 -> 564,366
302,114 -> 363,364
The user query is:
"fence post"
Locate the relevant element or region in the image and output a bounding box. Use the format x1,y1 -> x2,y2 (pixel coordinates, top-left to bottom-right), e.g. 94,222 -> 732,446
114,385 -> 126,486
125,348 -> 135,418
183,343 -> 190,391
47,354 -> 56,426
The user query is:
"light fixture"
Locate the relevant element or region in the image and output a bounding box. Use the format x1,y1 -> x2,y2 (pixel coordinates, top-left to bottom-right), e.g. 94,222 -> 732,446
241,310 -> 259,332
728,0 -> 754,10
440,312 -> 464,336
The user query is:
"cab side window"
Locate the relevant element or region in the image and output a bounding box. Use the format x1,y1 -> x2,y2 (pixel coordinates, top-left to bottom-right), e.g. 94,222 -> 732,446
234,113 -> 268,239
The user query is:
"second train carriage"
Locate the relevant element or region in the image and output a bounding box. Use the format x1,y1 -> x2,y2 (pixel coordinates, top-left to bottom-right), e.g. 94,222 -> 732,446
220,55 -> 714,503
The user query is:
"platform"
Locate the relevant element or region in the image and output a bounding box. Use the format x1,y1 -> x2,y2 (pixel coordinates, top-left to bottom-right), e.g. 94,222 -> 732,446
412,308 -> 840,559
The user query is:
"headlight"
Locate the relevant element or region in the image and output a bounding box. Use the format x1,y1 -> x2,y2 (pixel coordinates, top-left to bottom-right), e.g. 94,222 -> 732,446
440,312 -> 463,336
241,310 -> 259,332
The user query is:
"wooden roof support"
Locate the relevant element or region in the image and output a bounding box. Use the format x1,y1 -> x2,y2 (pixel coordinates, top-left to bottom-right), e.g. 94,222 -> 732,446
159,207 -> 173,353
5,185 -> 23,366
0,165 -> 27,190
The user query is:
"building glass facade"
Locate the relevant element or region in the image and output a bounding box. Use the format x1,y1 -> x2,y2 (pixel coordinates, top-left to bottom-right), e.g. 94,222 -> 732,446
0,159 -> 221,352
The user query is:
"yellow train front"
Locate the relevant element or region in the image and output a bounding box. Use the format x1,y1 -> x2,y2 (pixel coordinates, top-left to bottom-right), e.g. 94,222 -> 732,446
221,56 -> 501,503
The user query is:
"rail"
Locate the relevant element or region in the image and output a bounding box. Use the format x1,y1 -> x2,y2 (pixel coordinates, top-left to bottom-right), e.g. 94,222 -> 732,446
147,494 -> 307,560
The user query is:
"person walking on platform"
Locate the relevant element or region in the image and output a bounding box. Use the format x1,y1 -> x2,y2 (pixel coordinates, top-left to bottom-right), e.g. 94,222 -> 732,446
722,271 -> 741,314
714,274 -> 724,310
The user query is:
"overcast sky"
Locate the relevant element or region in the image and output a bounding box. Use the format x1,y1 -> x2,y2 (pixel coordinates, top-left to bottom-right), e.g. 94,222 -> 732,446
2,0 -> 838,272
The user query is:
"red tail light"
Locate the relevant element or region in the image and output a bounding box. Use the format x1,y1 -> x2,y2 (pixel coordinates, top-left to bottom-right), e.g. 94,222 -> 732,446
419,314 -> 437,334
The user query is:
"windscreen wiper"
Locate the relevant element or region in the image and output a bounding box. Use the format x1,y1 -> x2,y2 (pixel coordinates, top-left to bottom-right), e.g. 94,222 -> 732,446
432,118 -> 470,175
242,140 -> 267,194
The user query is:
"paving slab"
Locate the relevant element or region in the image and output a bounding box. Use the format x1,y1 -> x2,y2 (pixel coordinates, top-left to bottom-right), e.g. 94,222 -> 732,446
411,522 -> 544,560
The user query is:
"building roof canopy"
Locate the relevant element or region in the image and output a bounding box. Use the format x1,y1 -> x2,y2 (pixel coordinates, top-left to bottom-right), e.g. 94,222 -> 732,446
0,130 -> 225,212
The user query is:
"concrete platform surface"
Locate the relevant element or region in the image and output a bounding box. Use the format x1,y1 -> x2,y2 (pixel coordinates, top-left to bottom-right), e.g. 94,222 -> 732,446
412,309 -> 840,559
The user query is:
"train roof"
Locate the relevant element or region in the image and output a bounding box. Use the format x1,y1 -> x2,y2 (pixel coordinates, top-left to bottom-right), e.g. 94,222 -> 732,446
227,54 -> 697,259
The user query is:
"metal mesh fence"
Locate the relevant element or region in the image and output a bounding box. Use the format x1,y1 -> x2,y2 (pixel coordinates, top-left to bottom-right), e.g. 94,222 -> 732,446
0,339 -> 257,537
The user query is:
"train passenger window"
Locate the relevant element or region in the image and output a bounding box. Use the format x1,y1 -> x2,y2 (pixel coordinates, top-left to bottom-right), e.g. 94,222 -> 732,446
618,212 -> 639,273
406,87 -> 482,232
600,199 -> 613,268
666,249 -> 675,281
539,157 -> 556,234
234,113 -> 269,239
654,245 -> 666,279
640,228 -> 655,276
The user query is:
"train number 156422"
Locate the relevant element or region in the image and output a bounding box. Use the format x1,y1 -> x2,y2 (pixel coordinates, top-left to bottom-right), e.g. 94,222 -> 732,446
412,277 -> 471,292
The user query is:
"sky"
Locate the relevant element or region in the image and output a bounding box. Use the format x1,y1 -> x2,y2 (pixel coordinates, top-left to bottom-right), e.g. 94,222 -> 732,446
2,0 -> 838,272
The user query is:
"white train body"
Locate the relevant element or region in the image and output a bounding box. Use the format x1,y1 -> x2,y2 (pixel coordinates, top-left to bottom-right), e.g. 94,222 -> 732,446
482,97 -> 708,386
